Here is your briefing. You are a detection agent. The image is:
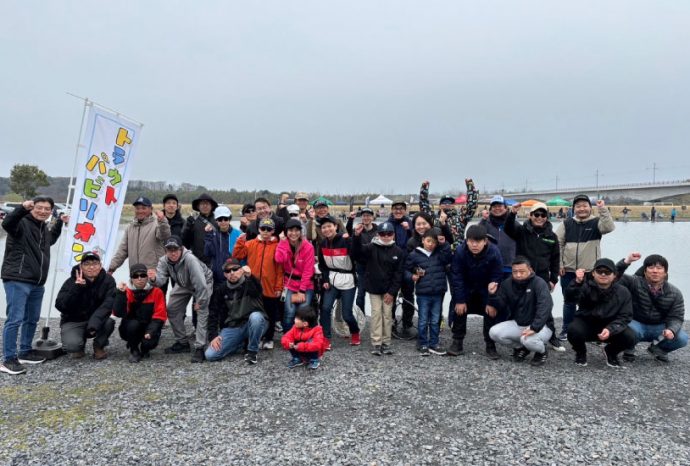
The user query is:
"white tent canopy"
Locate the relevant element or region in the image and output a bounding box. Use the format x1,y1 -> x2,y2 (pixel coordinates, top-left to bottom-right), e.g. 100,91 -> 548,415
370,194 -> 393,205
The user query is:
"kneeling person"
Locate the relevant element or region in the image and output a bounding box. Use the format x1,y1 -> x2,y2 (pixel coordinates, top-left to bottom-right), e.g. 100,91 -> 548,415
113,263 -> 168,362
205,259 -> 268,364
55,252 -> 116,359
488,257 -> 554,366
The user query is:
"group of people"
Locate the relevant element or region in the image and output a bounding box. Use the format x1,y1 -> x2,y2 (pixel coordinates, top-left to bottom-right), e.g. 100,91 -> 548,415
1,182 -> 686,375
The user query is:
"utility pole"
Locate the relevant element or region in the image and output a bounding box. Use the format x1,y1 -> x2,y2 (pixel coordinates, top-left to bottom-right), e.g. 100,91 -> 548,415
555,175 -> 559,191
653,162 -> 657,183
595,169 -> 599,199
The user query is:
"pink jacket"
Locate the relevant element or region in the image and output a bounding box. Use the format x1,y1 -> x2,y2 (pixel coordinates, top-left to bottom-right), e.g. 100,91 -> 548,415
275,238 -> 315,292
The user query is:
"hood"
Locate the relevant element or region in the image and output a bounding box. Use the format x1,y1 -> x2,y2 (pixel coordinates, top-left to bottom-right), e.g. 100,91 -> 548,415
192,193 -> 219,212
571,214 -> 597,224
167,247 -> 191,265
372,236 -> 394,247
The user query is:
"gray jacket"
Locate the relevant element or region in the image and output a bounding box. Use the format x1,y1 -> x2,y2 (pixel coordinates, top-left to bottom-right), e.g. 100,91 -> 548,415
154,248 -> 213,307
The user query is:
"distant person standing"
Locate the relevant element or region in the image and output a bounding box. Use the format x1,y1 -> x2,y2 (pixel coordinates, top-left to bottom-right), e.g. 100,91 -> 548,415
650,205 -> 657,223
621,206 -> 631,222
671,208 -> 677,223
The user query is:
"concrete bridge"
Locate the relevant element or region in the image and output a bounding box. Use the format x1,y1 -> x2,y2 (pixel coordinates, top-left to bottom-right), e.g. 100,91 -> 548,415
496,180 -> 690,202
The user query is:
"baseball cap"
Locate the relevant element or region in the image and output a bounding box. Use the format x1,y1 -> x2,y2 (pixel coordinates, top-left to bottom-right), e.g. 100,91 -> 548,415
259,218 -> 276,230
214,205 -> 232,220
489,195 -> 505,206
529,202 -> 548,214
378,221 -> 395,234
223,257 -> 242,271
80,251 -> 101,263
133,196 -> 153,207
129,263 -> 147,276
593,258 -> 616,272
295,192 -> 309,201
287,204 -> 300,215
572,194 -> 592,207
285,218 -> 303,230
313,200 -> 329,208
164,236 -> 183,249
360,207 -> 374,216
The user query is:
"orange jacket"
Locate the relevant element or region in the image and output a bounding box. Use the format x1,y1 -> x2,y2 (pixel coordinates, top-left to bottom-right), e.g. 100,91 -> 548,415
232,235 -> 284,298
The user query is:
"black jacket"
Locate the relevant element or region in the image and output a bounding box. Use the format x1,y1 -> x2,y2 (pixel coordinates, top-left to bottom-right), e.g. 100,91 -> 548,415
55,266 -> 116,331
404,244 -> 453,296
616,260 -> 685,336
479,214 -> 516,269
565,277 -> 632,335
166,210 -> 185,238
208,276 -> 266,340
1,206 -> 63,286
504,212 -> 560,285
351,236 -> 403,296
488,273 -> 553,332
181,213 -> 218,266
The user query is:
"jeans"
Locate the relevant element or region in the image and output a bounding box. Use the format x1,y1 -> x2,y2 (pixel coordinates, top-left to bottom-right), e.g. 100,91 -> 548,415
320,286 -> 359,339
628,320 -> 689,353
417,294 -> 443,347
205,312 -> 267,361
283,289 -> 314,333
560,272 -> 576,333
355,264 -> 367,312
2,281 -> 45,361
289,348 -> 319,362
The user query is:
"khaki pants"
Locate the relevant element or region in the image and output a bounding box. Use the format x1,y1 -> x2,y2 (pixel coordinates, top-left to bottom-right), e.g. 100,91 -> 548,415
369,294 -> 393,346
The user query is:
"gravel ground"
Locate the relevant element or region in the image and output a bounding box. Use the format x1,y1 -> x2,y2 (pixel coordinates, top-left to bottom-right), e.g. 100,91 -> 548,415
1,317 -> 689,466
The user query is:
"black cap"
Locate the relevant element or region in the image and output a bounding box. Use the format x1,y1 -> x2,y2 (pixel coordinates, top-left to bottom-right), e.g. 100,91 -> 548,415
391,200 -> 407,209
319,215 -> 338,226
439,195 -> 455,205
241,203 -> 255,215
192,193 -> 219,212
313,200 -> 329,208
162,194 -> 179,204
572,194 -> 592,207
129,263 -> 147,276
80,251 -> 101,263
360,207 -> 374,216
223,257 -> 242,270
378,221 -> 395,233
285,218 -> 303,230
133,196 -> 153,207
466,224 -> 488,241
164,236 -> 183,249
593,258 -> 616,272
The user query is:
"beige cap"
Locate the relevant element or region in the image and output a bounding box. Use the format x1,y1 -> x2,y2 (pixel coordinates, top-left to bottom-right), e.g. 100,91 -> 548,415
529,202 -> 548,213
295,192 -> 309,201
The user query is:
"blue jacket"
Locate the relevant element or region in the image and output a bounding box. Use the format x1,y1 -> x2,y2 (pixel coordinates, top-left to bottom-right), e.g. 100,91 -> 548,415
387,214 -> 412,251
204,226 -> 241,283
451,242 -> 504,304
404,243 -> 452,296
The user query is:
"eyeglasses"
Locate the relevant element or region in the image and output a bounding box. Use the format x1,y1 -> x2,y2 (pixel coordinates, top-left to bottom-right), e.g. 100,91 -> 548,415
216,217 -> 230,222
259,227 -> 274,232
594,268 -> 613,276
224,268 -> 241,274
378,232 -> 394,237
531,211 -> 547,218
131,273 -> 148,279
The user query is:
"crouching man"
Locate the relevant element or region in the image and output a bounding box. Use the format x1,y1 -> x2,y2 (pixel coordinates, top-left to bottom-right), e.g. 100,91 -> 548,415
488,256 -> 554,366
205,259 -> 268,365
55,252 -> 116,359
113,263 -> 168,362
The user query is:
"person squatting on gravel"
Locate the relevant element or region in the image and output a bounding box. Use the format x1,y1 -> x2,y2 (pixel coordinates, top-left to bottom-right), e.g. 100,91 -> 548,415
351,221 -> 403,356
205,259 -> 268,365
616,252 -> 687,363
488,256 -> 554,366
151,236 -> 213,363
55,251 -> 116,360
113,263 -> 168,363
1,197 -> 68,375
281,305 -> 327,369
565,258 -> 636,369
404,228 -> 452,356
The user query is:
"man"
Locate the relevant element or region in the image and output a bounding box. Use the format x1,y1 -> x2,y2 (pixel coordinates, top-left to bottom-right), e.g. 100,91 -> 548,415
151,236 -> 214,362
204,205 -> 241,285
55,252 -> 116,360
205,259 -> 268,364
556,195 -> 615,340
388,200 -> 414,339
419,178 -> 478,251
448,224 -> 504,358
479,195 -> 516,278
565,258 -> 635,368
295,192 -> 310,219
346,207 -> 378,312
617,253 -> 687,362
1,197 -> 67,375
108,196 -> 171,280
276,193 -> 291,224
162,193 -> 185,237
239,203 -> 257,233
306,199 -> 345,254
504,201 -> 564,352
488,257 -> 554,366
181,193 -> 219,267
244,197 -> 285,240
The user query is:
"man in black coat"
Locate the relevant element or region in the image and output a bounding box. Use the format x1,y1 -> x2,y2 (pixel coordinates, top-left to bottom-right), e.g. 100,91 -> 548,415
181,193 -> 219,267
55,252 -> 116,360
162,193 -> 185,238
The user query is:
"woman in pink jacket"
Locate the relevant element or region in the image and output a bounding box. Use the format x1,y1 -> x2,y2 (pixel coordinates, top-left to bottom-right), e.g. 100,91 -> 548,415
275,219 -> 315,332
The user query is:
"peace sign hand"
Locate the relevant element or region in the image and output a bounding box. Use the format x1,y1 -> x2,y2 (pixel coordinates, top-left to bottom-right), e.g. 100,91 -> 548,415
75,268 -> 86,286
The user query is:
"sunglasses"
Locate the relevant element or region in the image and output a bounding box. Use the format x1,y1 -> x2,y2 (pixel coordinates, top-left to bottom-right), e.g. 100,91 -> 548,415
131,273 -> 148,279
224,267 -> 241,273
379,232 -> 394,237
531,211 -> 547,218
259,227 -> 274,232
594,268 -> 613,276
289,213 -> 299,217
216,217 -> 230,222
243,209 -> 256,214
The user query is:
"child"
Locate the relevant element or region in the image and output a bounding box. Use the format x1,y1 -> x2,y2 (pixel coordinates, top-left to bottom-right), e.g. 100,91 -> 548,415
281,305 -> 327,369
352,221 -> 403,356
404,228 -> 452,356
113,263 -> 168,363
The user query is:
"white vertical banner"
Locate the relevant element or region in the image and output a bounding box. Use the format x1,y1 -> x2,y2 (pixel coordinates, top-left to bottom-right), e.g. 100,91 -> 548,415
60,104 -> 143,272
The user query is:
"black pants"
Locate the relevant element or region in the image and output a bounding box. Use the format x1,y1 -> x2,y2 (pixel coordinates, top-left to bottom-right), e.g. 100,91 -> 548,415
119,319 -> 161,353
451,291 -> 504,344
263,297 -> 281,341
392,281 -> 416,328
567,316 -> 636,355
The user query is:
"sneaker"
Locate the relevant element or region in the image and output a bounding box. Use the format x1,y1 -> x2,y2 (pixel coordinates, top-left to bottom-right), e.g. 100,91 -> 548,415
191,348 -> 205,363
548,335 -> 566,352
93,345 -> 108,360
381,344 -> 394,355
575,352 -> 588,366
164,341 -> 191,354
307,359 -> 320,370
128,349 -> 142,363
274,322 -> 283,333
557,330 -> 568,341
371,345 -> 383,356
446,340 -> 464,356
350,333 -> 361,346
512,347 -> 530,363
622,350 -> 636,363
603,345 -> 624,369
647,344 -> 669,363
262,340 -> 274,350
486,343 -> 500,360
18,350 -> 46,365
429,345 -> 446,356
288,357 -> 305,369
0,359 -> 27,375
419,346 -> 430,356
244,351 -> 258,365
530,350 -> 548,367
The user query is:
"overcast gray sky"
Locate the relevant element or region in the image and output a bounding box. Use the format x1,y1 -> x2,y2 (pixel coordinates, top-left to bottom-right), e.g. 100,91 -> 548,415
2,1 -> 690,195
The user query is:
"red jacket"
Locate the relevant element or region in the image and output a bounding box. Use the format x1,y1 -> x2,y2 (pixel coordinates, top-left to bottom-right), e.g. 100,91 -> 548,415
281,325 -> 327,357
112,286 -> 167,335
